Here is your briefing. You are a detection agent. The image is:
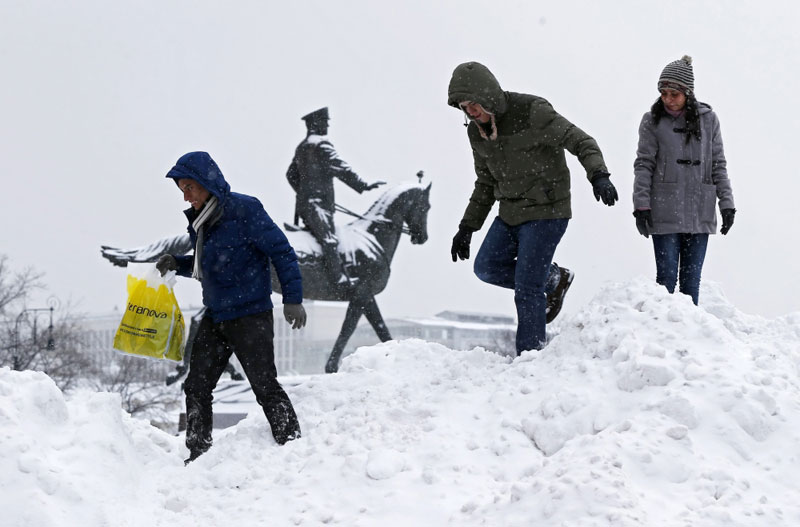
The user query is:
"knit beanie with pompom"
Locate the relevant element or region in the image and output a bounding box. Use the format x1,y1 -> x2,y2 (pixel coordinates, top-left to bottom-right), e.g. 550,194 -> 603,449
658,55 -> 694,94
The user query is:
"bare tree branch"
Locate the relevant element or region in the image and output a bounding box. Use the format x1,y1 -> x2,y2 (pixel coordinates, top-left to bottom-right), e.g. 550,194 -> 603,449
90,355 -> 181,424
0,254 -> 44,315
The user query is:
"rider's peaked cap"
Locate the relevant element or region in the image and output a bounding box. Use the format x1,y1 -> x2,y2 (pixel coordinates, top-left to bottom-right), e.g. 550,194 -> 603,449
301,107 -> 329,124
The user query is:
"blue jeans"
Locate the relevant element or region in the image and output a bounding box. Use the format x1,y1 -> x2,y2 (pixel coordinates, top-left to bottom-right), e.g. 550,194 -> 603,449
474,217 -> 568,354
652,233 -> 709,305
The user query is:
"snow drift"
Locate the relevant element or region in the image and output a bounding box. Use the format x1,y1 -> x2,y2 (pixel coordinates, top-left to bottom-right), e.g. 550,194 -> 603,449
2,278 -> 799,526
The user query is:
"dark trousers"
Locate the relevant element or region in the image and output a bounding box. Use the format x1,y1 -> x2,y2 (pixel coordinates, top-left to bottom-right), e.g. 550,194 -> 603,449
473,217 -> 568,354
183,310 -> 300,453
652,233 -> 709,305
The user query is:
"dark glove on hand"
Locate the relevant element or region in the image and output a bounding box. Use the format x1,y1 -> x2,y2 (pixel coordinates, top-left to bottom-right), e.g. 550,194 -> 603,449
633,209 -> 653,238
283,303 -> 307,329
451,225 -> 474,262
720,208 -> 736,235
366,181 -> 386,191
155,254 -> 178,276
591,172 -> 619,206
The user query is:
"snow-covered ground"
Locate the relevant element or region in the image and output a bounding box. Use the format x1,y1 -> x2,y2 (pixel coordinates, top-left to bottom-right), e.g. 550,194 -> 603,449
3,278 -> 799,526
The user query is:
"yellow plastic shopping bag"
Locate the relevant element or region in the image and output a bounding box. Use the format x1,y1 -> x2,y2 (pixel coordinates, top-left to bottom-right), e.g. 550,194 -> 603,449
113,266 -> 185,362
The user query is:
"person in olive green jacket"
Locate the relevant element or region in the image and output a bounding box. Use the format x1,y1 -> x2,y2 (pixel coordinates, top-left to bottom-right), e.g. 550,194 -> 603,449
447,61 -> 618,355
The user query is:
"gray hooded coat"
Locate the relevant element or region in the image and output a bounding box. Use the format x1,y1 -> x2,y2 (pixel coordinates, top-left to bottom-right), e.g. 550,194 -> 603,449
633,103 -> 735,234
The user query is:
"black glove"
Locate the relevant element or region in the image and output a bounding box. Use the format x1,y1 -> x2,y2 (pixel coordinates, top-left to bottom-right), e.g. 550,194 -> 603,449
451,225 -> 474,262
591,172 -> 619,206
283,303 -> 307,329
633,209 -> 653,238
365,181 -> 386,191
720,208 -> 736,235
155,254 -> 178,276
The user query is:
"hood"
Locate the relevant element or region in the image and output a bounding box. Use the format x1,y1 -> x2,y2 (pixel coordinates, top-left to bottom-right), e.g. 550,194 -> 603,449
165,151 -> 231,202
447,62 -> 508,115
697,101 -> 713,115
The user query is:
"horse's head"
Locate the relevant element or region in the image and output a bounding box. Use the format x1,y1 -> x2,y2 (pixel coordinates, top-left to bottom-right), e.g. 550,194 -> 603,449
404,183 -> 431,245
347,181 -> 431,257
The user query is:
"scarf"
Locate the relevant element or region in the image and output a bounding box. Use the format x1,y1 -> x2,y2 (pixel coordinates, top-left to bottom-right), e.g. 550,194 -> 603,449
665,107 -> 685,118
191,196 -> 220,281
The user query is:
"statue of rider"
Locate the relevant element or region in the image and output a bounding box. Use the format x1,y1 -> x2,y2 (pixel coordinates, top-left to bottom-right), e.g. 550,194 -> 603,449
286,107 -> 385,286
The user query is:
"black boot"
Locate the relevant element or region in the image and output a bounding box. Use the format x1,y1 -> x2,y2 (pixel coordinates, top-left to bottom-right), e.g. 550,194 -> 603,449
546,266 -> 574,324
263,400 -> 302,445
184,446 -> 208,465
330,266 -> 358,294
184,395 -> 213,464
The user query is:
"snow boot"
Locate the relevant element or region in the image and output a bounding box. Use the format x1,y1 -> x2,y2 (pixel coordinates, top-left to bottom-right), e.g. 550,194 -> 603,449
183,438 -> 210,465
264,401 -> 302,445
546,266 -> 574,324
184,447 -> 207,466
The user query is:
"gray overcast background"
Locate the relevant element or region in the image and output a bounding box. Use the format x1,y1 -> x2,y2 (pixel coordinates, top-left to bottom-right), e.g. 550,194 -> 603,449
2,0 -> 798,321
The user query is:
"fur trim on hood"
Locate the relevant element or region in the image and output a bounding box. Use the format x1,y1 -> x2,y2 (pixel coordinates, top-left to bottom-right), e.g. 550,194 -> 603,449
476,113 -> 498,141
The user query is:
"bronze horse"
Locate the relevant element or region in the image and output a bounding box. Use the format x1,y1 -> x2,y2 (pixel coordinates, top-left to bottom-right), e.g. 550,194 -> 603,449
100,180 -> 431,374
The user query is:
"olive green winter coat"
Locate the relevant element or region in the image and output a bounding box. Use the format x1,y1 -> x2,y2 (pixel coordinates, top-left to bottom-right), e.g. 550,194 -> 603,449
448,62 -> 609,229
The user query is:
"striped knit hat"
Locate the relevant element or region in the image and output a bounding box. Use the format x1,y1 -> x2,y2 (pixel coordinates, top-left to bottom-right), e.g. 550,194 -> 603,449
658,55 -> 694,94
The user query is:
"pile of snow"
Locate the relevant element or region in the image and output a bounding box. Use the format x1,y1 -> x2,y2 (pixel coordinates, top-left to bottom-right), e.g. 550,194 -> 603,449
2,278 -> 799,526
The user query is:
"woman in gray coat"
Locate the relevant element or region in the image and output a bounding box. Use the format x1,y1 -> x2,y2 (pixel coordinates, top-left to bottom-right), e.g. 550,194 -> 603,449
632,56 -> 736,305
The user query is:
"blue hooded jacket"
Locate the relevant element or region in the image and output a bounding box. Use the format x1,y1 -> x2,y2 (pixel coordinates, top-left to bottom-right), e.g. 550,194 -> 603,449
166,151 -> 303,323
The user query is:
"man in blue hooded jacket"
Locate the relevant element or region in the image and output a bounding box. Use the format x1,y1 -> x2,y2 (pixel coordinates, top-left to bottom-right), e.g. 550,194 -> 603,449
157,151 -> 306,464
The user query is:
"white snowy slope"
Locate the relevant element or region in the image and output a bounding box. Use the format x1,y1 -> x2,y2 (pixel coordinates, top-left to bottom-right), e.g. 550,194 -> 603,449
2,278 -> 799,527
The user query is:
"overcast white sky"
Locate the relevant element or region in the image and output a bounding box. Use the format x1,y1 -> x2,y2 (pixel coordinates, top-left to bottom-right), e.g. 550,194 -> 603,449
2,0 -> 798,321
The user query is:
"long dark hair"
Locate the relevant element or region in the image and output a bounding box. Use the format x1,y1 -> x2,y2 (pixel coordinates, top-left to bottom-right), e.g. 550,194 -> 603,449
651,94 -> 701,144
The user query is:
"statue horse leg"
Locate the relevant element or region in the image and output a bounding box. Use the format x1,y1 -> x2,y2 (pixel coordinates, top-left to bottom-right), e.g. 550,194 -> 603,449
325,299 -> 366,374
324,296 -> 391,374
362,296 -> 392,342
